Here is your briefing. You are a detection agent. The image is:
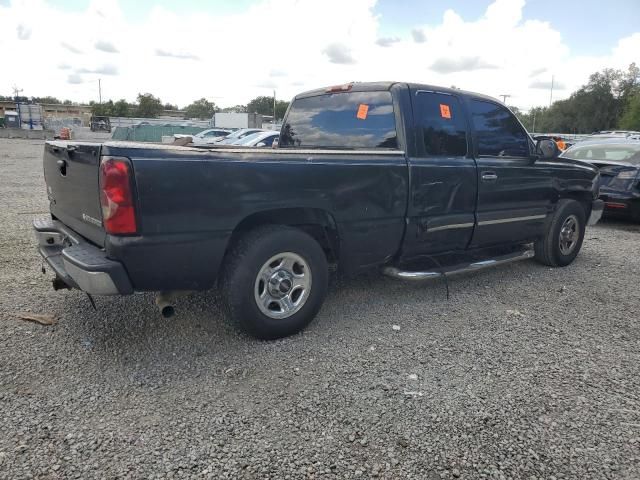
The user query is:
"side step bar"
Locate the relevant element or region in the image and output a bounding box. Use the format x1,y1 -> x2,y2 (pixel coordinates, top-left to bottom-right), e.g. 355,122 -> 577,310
383,249 -> 535,281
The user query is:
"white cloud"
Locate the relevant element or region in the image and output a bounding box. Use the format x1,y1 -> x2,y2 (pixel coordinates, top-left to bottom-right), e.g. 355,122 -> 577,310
376,36 -> 400,47
16,23 -> 31,40
67,74 -> 83,84
529,79 -> 566,90
0,0 -> 637,111
323,43 -> 356,64
95,40 -> 119,53
155,49 -> 199,60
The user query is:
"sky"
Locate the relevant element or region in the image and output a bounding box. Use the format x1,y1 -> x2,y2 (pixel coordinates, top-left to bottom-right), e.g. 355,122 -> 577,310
1,0 -> 639,111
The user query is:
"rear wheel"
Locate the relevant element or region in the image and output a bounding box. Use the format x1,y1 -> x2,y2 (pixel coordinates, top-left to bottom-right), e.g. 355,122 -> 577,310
221,225 -> 328,339
534,199 -> 586,267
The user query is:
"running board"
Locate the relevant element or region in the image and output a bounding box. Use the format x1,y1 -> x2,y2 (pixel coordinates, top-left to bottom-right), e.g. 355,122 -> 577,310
382,249 -> 535,281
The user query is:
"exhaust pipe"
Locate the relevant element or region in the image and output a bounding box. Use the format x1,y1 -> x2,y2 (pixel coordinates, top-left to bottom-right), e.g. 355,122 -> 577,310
155,291 -> 177,318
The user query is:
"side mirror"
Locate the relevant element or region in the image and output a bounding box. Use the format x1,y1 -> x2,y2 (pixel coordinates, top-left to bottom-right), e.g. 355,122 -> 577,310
256,142 -> 266,147
272,139 -> 279,148
536,138 -> 560,160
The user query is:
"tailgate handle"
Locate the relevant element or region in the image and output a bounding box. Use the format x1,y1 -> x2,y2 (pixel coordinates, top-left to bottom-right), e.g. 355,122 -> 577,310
57,159 -> 67,176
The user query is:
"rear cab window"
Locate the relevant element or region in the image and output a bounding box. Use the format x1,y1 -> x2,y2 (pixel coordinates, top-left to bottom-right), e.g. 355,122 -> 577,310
279,90 -> 398,150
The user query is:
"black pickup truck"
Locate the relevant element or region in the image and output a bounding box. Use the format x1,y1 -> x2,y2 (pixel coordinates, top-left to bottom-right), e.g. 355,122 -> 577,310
35,82 -> 603,339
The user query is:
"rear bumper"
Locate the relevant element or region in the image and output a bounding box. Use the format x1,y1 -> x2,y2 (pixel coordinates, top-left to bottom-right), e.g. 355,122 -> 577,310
599,192 -> 640,220
587,199 -> 604,226
33,218 -> 133,295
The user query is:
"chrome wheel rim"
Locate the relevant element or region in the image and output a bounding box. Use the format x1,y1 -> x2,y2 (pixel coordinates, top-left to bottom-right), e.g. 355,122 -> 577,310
254,252 -> 312,319
559,214 -> 579,255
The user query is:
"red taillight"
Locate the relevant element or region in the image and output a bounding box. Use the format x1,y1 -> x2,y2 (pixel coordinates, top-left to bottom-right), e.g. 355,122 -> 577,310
605,202 -> 627,209
99,156 -> 137,234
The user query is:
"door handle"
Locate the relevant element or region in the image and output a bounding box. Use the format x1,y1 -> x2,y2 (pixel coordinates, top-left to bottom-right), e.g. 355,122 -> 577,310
481,171 -> 498,182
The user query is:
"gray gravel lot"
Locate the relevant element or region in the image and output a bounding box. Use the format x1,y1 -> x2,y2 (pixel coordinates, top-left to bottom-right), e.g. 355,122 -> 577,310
1,138 -> 639,479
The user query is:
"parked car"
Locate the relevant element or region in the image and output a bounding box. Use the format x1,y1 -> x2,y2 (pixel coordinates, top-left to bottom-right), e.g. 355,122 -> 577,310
231,130 -> 279,147
34,81 -> 603,339
174,128 -> 231,145
215,128 -> 264,144
561,138 -> 640,221
89,116 -> 111,133
587,130 -> 640,140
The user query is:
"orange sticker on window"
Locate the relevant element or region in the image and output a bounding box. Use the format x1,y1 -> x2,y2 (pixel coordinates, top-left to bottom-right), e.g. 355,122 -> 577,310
440,104 -> 451,119
356,104 -> 369,120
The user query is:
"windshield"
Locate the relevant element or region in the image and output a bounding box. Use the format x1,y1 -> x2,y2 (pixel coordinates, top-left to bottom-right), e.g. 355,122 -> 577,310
279,90 -> 398,149
226,129 -> 260,140
234,132 -> 264,145
563,143 -> 640,164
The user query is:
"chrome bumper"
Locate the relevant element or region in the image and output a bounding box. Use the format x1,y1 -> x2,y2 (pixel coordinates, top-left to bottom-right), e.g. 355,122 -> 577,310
33,218 -> 133,295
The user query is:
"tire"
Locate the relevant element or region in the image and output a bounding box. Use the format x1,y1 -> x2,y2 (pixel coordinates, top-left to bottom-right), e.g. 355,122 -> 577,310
534,199 -> 586,267
220,225 -> 328,339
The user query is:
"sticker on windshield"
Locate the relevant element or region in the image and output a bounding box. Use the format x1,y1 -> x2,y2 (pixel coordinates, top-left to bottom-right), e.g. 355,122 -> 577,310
356,104 -> 369,120
440,104 -> 451,119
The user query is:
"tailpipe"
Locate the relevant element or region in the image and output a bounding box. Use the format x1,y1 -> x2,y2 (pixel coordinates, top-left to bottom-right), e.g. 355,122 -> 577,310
155,291 -> 177,318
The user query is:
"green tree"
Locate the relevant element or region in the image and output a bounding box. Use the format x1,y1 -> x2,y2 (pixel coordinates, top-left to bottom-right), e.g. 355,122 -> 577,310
275,100 -> 289,120
136,93 -> 163,118
247,96 -> 290,120
220,105 -> 247,113
184,98 -> 217,119
619,92 -> 640,130
247,96 -> 274,115
32,96 -> 63,104
113,99 -> 131,117
89,100 -> 114,116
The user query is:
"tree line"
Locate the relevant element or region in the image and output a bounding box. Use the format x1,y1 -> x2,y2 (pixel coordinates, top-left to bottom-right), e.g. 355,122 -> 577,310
513,63 -> 639,133
1,93 -> 290,121
88,94 -> 289,120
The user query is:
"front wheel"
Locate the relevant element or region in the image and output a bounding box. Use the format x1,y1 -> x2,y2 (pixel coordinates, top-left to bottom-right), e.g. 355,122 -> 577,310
534,199 -> 586,267
221,225 -> 328,339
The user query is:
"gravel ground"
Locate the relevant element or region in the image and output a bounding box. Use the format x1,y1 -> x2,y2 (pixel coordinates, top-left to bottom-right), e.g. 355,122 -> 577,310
1,138 -> 639,479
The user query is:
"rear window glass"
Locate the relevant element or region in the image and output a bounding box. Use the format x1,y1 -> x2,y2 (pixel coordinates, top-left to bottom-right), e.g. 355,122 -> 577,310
279,91 -> 398,149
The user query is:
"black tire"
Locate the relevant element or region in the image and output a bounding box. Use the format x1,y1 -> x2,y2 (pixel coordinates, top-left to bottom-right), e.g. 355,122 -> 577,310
534,199 -> 586,267
220,225 -> 328,339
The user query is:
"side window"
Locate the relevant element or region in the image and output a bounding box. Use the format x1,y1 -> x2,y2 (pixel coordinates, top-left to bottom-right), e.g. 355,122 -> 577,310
414,91 -> 467,156
469,100 -> 530,157
263,135 -> 277,146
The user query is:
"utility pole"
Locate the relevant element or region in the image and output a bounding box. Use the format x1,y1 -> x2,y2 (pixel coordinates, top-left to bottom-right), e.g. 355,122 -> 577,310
11,85 -> 23,101
499,94 -> 511,104
273,90 -> 276,125
549,75 -> 554,107
98,78 -> 102,104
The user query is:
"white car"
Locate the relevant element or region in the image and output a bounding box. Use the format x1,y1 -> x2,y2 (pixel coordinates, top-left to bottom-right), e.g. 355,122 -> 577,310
231,130 -> 279,147
175,128 -> 231,144
216,128 -> 264,145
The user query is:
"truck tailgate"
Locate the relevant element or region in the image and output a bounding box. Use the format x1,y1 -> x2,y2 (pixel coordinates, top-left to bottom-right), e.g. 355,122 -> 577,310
43,141 -> 106,246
